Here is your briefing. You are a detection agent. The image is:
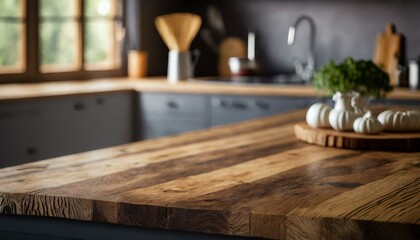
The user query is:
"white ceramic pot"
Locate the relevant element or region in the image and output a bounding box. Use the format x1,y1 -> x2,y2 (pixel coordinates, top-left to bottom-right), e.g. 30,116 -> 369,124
351,93 -> 374,116
329,92 -> 359,131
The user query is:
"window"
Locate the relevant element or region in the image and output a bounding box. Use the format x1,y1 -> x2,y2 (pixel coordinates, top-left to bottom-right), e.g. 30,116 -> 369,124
39,0 -> 80,72
84,0 -> 124,70
0,0 -> 125,83
0,0 -> 26,73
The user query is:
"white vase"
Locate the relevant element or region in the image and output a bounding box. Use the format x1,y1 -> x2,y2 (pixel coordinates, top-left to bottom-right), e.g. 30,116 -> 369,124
329,92 -> 359,131
351,92 -> 374,116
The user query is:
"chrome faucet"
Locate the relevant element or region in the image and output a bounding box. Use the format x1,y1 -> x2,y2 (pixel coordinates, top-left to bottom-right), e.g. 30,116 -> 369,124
287,15 -> 316,81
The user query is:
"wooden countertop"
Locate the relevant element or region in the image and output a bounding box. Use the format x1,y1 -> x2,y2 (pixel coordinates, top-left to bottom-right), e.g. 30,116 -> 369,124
1,109 -> 419,239
0,77 -> 419,102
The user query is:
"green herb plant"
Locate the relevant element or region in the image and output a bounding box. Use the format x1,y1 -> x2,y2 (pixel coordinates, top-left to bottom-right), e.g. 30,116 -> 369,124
313,57 -> 393,98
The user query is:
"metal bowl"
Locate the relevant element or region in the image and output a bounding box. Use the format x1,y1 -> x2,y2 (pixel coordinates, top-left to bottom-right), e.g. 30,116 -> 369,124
228,57 -> 259,76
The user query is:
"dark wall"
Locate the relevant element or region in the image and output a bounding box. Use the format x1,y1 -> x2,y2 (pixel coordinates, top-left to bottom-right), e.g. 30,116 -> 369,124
130,0 -> 420,77
126,0 -> 189,76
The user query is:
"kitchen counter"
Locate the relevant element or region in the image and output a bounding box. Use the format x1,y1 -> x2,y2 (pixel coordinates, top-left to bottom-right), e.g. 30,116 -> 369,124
1,77 -> 420,101
1,109 -> 419,239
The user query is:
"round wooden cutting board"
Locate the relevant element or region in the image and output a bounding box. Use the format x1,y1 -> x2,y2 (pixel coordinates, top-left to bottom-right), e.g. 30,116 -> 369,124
294,122 -> 420,152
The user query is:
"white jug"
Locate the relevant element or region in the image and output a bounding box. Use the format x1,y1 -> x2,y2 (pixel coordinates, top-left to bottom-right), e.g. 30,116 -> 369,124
167,50 -> 200,83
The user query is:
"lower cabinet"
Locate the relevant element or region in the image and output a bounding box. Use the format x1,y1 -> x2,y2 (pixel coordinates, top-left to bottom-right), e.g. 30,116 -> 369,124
0,101 -> 44,167
137,92 -> 319,139
141,118 -> 208,139
0,91 -> 133,168
210,95 -> 318,126
137,93 -> 209,140
3,89 -> 416,168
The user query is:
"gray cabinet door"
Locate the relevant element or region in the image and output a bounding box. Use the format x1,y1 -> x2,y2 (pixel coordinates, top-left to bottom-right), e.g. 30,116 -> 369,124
40,92 -> 134,157
138,92 -> 210,140
141,118 -> 208,139
0,100 -> 46,167
210,95 -> 317,126
0,92 -> 133,168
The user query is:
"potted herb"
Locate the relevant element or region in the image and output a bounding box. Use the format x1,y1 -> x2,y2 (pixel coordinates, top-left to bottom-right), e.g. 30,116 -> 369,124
313,57 -> 393,131
314,57 -> 393,98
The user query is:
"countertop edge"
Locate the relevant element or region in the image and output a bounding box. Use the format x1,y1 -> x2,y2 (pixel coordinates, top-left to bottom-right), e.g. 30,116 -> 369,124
0,77 -> 419,102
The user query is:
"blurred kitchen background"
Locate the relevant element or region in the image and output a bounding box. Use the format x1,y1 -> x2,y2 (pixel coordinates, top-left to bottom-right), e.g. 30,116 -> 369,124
1,0 -> 420,82
127,0 -> 420,77
1,0 -> 420,168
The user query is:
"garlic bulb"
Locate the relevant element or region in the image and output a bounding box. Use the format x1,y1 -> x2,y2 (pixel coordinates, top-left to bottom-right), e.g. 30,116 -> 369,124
353,111 -> 384,134
306,103 -> 332,128
378,110 -> 408,131
404,110 -> 420,131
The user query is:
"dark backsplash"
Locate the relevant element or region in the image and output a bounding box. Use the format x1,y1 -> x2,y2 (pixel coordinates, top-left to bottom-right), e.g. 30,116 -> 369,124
131,0 -> 420,77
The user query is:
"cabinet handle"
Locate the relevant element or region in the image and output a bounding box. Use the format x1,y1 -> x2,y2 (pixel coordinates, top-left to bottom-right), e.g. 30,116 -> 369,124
255,100 -> 270,110
74,102 -> 86,111
166,101 -> 179,109
96,97 -> 105,105
219,100 -> 228,108
26,147 -> 37,156
213,98 -> 248,110
231,101 -> 248,110
0,109 -> 40,118
219,100 -> 229,108
298,100 -> 306,108
212,98 -> 225,107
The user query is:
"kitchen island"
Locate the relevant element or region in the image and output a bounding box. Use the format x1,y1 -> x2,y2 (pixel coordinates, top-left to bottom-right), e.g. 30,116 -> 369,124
1,109 -> 419,239
2,77 -> 418,169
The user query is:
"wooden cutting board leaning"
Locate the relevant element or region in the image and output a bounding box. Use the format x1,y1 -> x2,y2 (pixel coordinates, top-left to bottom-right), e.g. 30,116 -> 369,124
218,37 -> 247,76
373,22 -> 402,86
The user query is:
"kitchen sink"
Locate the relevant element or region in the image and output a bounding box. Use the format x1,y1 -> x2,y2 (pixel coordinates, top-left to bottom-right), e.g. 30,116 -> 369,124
191,74 -> 310,86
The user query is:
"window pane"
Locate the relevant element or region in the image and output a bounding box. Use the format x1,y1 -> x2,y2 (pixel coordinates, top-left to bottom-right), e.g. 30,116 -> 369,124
0,0 -> 23,17
40,0 -> 77,17
85,20 -> 119,69
85,0 -> 115,17
0,22 -> 24,72
40,21 -> 79,71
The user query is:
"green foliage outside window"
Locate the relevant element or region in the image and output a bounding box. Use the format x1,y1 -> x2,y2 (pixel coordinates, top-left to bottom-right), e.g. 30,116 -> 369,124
0,0 -> 119,71
0,0 -> 22,68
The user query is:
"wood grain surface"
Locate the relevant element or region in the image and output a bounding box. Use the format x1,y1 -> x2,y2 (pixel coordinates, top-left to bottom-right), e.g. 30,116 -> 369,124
295,122 -> 420,152
1,109 -> 419,239
0,77 -> 419,102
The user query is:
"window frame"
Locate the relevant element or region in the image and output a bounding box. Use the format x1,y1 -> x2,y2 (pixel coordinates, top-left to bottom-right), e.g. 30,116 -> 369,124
0,0 -> 127,84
